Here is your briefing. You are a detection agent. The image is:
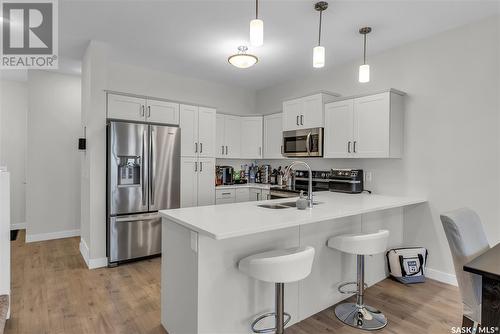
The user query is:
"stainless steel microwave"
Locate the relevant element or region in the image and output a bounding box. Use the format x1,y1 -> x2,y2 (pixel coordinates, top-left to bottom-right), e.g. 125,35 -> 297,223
282,128 -> 323,157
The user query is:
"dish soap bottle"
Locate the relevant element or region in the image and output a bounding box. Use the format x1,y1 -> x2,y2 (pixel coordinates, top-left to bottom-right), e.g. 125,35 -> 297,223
296,191 -> 308,210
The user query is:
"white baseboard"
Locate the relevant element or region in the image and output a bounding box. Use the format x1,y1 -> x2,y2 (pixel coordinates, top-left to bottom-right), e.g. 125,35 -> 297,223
26,229 -> 80,243
79,238 -> 108,269
10,222 -> 26,230
426,267 -> 458,286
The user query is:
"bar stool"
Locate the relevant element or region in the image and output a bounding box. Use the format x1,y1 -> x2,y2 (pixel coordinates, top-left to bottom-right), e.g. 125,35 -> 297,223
327,230 -> 390,331
238,246 -> 315,334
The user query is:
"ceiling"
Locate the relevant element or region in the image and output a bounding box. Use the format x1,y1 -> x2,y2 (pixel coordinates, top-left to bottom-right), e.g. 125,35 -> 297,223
4,1 -> 500,88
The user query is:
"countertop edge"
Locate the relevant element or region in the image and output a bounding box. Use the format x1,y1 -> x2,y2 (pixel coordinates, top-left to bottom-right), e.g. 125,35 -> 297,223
160,197 -> 427,240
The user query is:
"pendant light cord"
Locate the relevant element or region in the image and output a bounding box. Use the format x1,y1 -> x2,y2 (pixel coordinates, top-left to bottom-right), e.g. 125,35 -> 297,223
363,33 -> 367,64
255,0 -> 259,19
318,10 -> 323,46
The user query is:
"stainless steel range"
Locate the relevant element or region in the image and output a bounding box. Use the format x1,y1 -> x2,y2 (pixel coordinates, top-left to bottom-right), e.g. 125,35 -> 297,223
107,121 -> 180,266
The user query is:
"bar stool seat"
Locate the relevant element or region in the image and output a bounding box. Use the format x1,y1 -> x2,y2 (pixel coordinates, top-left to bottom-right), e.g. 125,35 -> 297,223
327,230 -> 389,331
239,246 -> 315,334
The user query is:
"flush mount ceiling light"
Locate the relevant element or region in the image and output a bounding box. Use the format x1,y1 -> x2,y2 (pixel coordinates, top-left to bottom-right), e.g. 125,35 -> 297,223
359,26 -> 372,83
228,46 -> 258,69
313,1 -> 328,68
250,0 -> 264,47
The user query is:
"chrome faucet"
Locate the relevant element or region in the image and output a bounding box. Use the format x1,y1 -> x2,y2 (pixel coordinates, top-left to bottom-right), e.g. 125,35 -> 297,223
284,161 -> 314,208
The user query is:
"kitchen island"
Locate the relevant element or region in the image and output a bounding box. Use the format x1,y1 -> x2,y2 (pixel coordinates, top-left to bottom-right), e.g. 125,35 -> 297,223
159,192 -> 426,334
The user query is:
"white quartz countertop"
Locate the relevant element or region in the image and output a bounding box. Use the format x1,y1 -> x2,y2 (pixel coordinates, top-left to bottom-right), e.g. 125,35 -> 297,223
215,183 -> 271,190
159,192 -> 426,240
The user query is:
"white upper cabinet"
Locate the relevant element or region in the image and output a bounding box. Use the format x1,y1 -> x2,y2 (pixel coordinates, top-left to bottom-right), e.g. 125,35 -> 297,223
107,94 -> 146,122
180,105 -> 216,158
282,93 -> 338,131
146,99 -> 179,125
217,115 -> 242,158
216,114 -> 226,158
107,93 -> 179,125
240,117 -> 263,159
197,107 -> 216,158
324,91 -> 404,159
324,100 -> 354,158
180,104 -> 199,157
263,113 -> 283,159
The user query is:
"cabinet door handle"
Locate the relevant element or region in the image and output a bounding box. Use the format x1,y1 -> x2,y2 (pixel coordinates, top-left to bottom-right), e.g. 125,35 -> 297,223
200,161 -> 203,172
141,105 -> 145,117
296,115 -> 299,126
147,105 -> 151,117
259,146 -> 262,157
194,161 -> 197,172
353,141 -> 357,153
256,193 -> 259,200
225,146 -> 228,155
200,143 -> 203,153
300,115 -> 304,125
195,142 -> 198,153
221,145 -> 224,155
347,141 -> 351,153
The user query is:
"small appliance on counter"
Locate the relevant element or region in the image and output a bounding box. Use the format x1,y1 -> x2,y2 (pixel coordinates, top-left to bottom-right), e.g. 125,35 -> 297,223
329,169 -> 364,194
216,166 -> 234,185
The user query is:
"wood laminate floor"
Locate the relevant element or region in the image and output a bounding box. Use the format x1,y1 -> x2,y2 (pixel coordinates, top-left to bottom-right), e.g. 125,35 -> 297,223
5,230 -> 462,334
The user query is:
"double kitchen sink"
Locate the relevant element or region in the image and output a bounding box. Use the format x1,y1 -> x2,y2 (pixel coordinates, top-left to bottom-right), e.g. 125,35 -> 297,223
258,201 -> 322,209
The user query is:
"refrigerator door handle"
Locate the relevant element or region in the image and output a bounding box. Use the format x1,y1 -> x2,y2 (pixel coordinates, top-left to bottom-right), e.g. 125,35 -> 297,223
142,130 -> 147,205
150,127 -> 155,206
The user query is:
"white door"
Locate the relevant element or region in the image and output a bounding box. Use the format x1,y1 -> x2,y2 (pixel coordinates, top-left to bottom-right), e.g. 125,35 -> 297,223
198,107 -> 216,158
302,94 -> 323,128
249,188 -> 262,201
282,99 -> 302,131
353,93 -> 391,158
180,157 -> 198,208
197,158 -> 215,206
264,113 -> 283,159
180,104 -> 198,157
216,114 -> 226,158
224,116 -> 241,158
235,188 -> 250,203
107,94 -> 146,122
146,99 -> 180,125
240,117 -> 263,159
324,100 -> 354,158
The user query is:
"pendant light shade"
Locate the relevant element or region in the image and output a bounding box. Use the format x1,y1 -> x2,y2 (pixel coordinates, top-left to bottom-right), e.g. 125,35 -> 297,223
359,27 -> 372,83
250,0 -> 263,46
228,46 -> 258,69
313,2 -> 328,68
313,46 -> 325,68
250,19 -> 264,47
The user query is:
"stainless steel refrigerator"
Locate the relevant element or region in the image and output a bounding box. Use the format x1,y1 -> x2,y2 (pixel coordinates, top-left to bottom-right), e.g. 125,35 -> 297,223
107,121 -> 180,265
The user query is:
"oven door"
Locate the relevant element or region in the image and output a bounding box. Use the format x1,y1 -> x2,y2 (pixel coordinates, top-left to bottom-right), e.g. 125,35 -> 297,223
282,128 -> 323,157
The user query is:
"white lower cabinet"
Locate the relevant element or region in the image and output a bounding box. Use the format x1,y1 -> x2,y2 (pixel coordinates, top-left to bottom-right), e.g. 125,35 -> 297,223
180,157 -> 215,208
324,91 -> 404,158
235,188 -> 250,203
216,187 -> 270,204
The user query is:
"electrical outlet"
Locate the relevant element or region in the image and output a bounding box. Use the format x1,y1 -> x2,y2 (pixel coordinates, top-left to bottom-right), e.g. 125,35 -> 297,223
365,171 -> 373,183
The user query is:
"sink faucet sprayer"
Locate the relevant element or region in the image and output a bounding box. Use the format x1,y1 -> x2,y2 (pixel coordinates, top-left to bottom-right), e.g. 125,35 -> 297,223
284,161 -> 314,209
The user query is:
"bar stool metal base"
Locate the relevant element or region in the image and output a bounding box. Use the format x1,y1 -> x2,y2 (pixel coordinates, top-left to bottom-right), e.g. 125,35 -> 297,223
335,303 -> 387,330
251,312 -> 291,333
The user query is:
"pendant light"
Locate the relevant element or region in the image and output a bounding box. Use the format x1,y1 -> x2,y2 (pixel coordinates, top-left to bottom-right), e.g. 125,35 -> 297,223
313,1 -> 328,68
250,0 -> 263,47
359,27 -> 372,83
228,46 -> 258,68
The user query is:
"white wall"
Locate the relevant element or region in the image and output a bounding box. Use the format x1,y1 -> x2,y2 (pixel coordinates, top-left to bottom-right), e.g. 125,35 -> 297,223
255,16 -> 500,276
81,40 -> 258,266
26,71 -> 82,241
0,80 -> 27,228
